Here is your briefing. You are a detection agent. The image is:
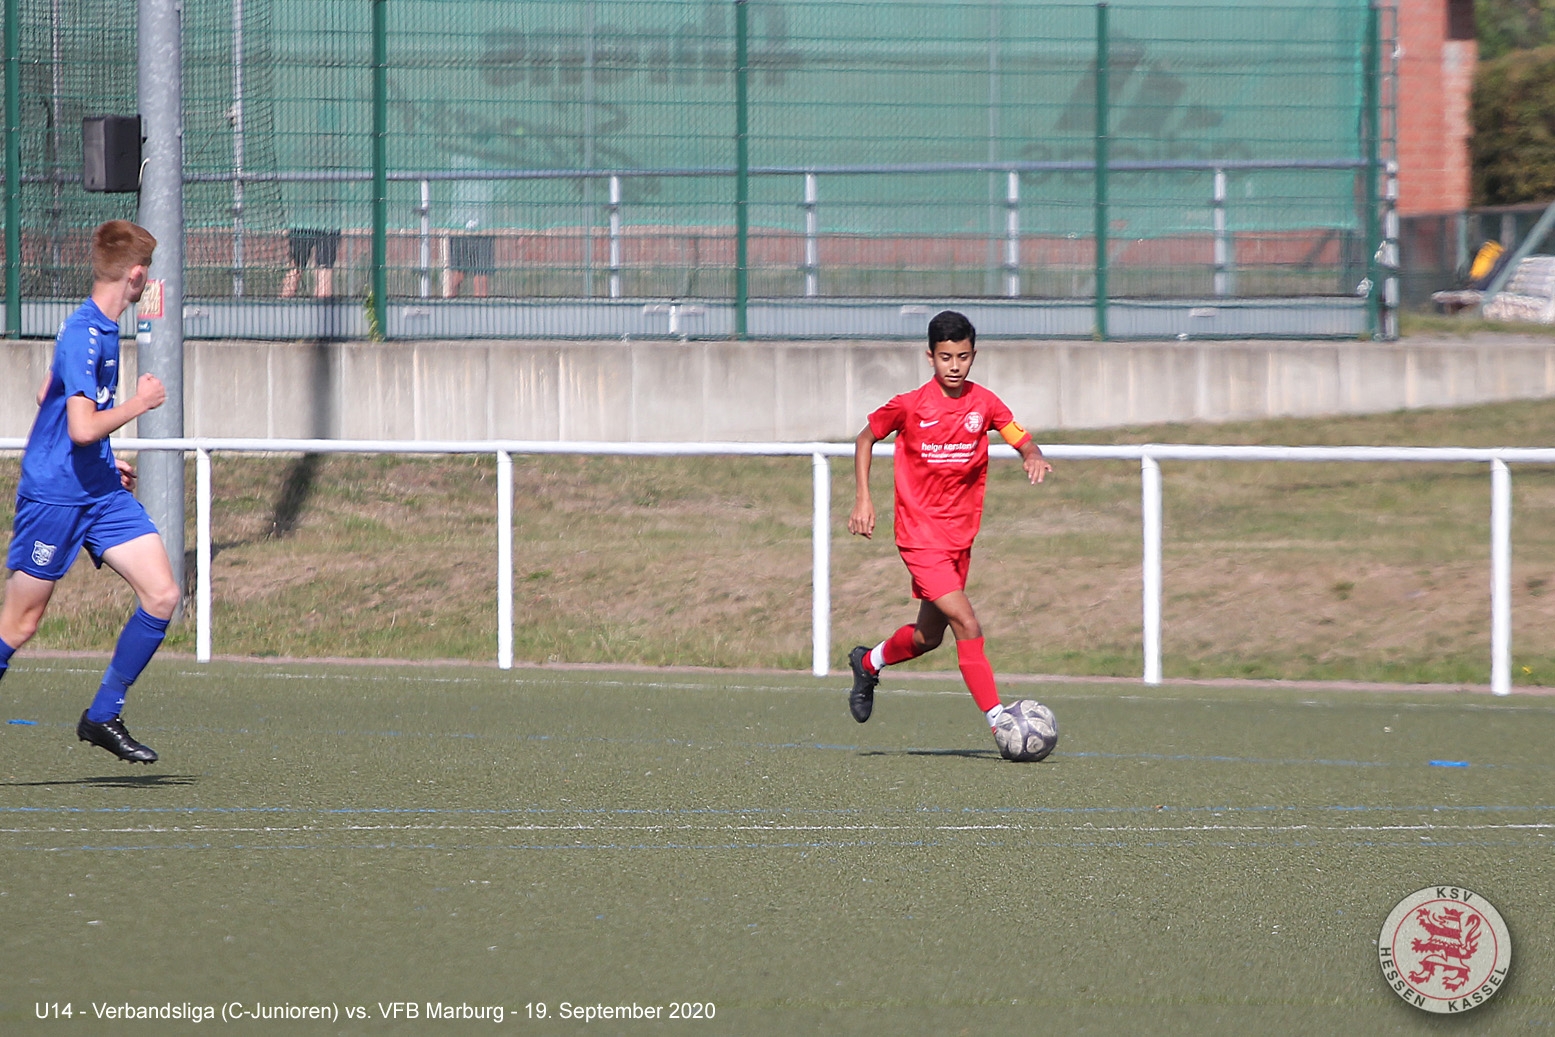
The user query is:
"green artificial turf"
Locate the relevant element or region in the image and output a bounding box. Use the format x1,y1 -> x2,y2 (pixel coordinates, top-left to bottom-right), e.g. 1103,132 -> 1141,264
1,659 -> 1552,1034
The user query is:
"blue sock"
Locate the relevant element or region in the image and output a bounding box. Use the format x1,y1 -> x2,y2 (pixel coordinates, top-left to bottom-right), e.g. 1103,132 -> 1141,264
0,636 -> 14,682
86,608 -> 170,722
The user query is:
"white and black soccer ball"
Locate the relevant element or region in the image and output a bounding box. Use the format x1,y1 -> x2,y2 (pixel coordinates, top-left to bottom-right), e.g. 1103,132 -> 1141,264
993,699 -> 1058,762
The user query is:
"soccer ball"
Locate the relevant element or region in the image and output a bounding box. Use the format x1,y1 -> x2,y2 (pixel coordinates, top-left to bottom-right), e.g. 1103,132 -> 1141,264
993,699 -> 1058,762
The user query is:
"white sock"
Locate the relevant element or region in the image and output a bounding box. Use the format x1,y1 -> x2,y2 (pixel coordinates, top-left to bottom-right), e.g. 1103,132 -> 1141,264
870,643 -> 888,673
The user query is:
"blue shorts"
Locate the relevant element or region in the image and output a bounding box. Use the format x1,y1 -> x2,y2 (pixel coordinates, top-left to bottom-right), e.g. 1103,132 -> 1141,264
7,491 -> 159,581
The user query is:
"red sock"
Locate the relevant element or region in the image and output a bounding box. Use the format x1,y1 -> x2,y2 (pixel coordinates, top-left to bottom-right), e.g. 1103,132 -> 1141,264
880,624 -> 923,667
956,637 -> 1001,713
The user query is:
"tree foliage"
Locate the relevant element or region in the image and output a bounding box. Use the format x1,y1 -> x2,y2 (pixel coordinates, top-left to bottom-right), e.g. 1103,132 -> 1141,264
1471,44 -> 1555,204
1476,0 -> 1555,62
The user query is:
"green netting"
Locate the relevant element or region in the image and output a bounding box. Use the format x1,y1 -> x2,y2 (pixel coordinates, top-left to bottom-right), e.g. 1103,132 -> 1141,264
2,0 -> 139,298
3,0 -> 1388,312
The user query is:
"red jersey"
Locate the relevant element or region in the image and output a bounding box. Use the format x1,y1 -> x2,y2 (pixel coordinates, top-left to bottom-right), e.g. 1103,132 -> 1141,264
867,380 -> 1029,549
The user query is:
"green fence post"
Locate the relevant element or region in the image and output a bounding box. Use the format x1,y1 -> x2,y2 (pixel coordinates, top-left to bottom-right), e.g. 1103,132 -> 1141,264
1093,2 -> 1109,341
3,0 -> 20,338
1363,3 -> 1381,339
371,0 -> 388,339
734,0 -> 750,340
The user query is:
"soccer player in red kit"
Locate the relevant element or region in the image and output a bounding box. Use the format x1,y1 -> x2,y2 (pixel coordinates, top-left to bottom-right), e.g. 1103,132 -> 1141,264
846,310 -> 1051,738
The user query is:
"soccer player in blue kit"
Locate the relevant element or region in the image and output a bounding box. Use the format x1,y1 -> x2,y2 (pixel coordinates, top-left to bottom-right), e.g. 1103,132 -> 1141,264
0,220 -> 180,763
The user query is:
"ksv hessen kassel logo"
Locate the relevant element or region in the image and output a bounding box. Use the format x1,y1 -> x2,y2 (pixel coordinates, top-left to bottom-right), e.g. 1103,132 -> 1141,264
1378,886 -> 1511,1014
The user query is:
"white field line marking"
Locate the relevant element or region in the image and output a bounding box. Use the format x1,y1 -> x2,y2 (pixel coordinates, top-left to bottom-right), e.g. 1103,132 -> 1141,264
1082,823 -> 1555,833
9,821 -> 1555,837
16,663 -> 1555,713
14,664 -> 826,696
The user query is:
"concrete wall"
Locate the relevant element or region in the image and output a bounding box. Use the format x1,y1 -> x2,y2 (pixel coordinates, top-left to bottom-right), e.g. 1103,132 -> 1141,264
4,334 -> 1555,442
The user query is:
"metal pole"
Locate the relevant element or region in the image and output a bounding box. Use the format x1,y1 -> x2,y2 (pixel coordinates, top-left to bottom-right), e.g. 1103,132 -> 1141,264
1212,168 -> 1229,297
734,0 -> 749,339
1454,210 -> 1469,281
1383,159 -> 1399,339
498,450 -> 513,670
1094,2 -> 1109,340
803,172 -> 818,298
1491,459 -> 1511,695
582,1 -> 596,297
138,0 -> 187,618
48,0 -> 61,294
3,0 -> 21,337
231,0 -> 245,298
371,0 -> 388,331
986,0 -> 1001,296
1142,452 -> 1162,684
608,174 -> 622,299
1004,169 -> 1020,297
418,178 -> 430,298
196,448 -> 211,662
1363,2 -> 1381,338
811,452 -> 831,677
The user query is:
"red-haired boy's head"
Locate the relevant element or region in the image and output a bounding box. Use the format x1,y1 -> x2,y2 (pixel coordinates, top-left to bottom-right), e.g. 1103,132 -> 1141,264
91,220 -> 157,284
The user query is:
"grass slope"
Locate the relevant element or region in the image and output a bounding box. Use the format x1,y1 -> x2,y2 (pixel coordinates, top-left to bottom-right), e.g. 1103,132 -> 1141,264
4,398 -> 1555,684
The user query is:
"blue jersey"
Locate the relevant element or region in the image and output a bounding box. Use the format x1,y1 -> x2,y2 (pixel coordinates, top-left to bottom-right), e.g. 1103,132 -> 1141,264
18,298 -> 125,505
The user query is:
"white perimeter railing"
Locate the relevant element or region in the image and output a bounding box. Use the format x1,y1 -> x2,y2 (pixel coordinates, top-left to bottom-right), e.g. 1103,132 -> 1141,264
4,438 -> 1551,695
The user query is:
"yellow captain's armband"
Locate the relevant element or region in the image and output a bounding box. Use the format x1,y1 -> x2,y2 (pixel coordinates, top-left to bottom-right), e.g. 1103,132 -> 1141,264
996,420 -> 1031,447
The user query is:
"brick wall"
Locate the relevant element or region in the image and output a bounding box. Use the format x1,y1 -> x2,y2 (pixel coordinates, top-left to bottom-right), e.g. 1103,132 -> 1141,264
1396,0 -> 1477,215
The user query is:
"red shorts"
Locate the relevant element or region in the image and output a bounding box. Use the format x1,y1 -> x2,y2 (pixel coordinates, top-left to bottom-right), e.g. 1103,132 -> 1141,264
898,545 -> 972,601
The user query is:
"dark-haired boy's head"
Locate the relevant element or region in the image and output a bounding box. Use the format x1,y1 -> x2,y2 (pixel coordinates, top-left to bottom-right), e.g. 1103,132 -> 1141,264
928,309 -> 975,349
91,220 -> 157,284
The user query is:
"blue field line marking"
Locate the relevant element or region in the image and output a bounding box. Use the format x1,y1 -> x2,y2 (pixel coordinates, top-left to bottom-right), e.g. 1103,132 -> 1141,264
1061,749 -> 1394,767
327,728 -> 554,743
69,719 -> 1555,771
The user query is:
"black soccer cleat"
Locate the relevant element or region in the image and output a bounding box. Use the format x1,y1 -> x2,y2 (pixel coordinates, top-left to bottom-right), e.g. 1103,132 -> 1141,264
77,711 -> 158,764
848,645 -> 879,723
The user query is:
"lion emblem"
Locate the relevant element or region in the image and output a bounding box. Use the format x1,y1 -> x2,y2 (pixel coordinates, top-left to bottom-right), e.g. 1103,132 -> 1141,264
1407,906 -> 1482,992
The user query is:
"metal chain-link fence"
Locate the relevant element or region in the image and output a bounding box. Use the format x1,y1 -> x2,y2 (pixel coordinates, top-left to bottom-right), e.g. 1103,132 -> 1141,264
3,0 -> 1395,338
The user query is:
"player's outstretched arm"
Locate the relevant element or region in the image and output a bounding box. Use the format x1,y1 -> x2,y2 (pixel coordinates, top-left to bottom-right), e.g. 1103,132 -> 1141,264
65,373 -> 166,446
849,425 -> 878,538
1018,438 -> 1052,485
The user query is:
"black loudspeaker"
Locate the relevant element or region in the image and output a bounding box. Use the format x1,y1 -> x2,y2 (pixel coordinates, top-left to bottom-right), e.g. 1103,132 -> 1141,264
82,115 -> 143,193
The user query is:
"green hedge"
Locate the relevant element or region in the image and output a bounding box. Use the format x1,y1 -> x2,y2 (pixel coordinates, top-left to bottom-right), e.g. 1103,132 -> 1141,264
1472,44 -> 1555,205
